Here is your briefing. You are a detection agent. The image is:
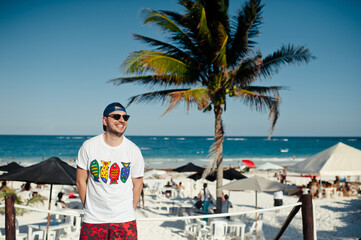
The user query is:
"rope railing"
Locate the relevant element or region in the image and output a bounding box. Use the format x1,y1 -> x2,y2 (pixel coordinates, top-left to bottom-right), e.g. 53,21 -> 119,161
3,195 -> 314,239
0,204 -> 82,217
137,202 -> 302,221
1,202 -> 302,221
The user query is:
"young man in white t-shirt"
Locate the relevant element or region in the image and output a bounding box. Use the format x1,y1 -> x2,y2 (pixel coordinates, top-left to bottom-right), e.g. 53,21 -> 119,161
76,102 -> 144,239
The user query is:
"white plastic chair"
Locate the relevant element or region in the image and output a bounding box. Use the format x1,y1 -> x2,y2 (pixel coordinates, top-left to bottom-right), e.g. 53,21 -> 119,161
183,212 -> 198,239
195,218 -> 210,240
244,220 -> 265,240
209,221 -> 229,240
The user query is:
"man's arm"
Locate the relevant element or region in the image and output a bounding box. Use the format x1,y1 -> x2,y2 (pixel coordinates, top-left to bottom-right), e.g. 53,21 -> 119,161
132,177 -> 143,210
76,167 -> 89,207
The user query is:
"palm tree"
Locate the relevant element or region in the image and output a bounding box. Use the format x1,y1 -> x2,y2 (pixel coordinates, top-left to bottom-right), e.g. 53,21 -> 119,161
110,0 -> 314,212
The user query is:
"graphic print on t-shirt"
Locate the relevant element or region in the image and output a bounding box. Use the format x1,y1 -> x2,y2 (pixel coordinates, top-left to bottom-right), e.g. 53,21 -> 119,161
90,160 -> 100,182
100,161 -> 111,183
90,160 -> 131,185
121,162 -> 131,183
109,163 -> 120,184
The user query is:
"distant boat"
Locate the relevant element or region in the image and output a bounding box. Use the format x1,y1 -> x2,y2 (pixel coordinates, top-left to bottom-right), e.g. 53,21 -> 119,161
279,148 -> 289,153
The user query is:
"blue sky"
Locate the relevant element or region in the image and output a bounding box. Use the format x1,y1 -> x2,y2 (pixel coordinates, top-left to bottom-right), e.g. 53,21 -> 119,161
0,0 -> 360,136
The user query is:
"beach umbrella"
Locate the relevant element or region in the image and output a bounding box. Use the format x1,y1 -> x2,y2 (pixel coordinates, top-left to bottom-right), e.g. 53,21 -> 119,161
220,175 -> 293,193
220,175 -> 297,237
0,157 -> 76,184
220,176 -> 296,212
188,168 -> 247,181
0,162 -> 24,172
257,162 -> 284,171
287,142 -> 361,176
188,171 -> 216,181
172,162 -> 204,172
0,156 -> 76,239
223,168 -> 248,180
242,159 -> 256,168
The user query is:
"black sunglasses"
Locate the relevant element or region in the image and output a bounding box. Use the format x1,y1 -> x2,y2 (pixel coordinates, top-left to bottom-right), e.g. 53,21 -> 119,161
108,114 -> 130,121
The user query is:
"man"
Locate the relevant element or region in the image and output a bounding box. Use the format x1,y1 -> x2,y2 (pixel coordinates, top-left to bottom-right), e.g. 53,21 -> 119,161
76,102 -> 144,239
273,190 -> 283,213
309,176 -> 319,199
221,194 -> 233,219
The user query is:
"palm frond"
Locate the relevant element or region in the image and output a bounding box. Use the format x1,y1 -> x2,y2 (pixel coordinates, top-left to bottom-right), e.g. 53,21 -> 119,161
228,0 -> 264,67
143,9 -> 185,34
198,6 -> 212,41
127,88 -> 211,116
132,34 -> 192,60
212,23 -> 229,68
164,88 -> 211,114
267,92 -> 280,138
233,88 -> 280,137
261,44 -> 315,78
124,50 -> 188,77
243,86 -> 286,95
228,52 -> 262,86
127,89 -> 188,107
201,0 -> 230,35
109,74 -> 197,88
143,8 -> 199,54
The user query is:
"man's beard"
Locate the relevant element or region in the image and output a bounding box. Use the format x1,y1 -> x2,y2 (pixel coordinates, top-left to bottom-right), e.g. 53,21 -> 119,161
107,126 -> 126,137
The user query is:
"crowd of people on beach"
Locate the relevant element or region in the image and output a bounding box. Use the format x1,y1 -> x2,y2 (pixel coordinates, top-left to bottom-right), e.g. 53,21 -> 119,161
306,175 -> 360,199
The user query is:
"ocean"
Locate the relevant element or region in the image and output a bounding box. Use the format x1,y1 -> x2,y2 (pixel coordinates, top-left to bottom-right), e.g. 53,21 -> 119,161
0,135 -> 360,169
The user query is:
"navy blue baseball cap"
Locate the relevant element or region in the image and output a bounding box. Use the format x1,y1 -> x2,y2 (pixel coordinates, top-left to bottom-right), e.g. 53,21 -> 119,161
103,102 -> 126,117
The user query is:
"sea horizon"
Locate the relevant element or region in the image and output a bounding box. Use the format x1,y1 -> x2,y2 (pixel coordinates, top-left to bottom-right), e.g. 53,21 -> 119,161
0,135 -> 360,169
1,134 -> 360,137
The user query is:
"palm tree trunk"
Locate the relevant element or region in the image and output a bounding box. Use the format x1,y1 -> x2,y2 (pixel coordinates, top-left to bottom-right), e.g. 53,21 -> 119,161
214,105 -> 224,213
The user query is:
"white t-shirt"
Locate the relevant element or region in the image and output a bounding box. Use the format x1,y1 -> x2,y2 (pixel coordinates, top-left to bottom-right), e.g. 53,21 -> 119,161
274,190 -> 283,200
77,134 -> 144,224
200,188 -> 211,201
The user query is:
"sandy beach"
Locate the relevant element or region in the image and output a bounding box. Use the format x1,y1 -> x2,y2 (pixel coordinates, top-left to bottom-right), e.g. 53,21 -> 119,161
1,170 -> 360,240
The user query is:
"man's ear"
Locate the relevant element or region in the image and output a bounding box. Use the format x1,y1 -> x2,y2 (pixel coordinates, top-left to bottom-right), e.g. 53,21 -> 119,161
102,117 -> 107,127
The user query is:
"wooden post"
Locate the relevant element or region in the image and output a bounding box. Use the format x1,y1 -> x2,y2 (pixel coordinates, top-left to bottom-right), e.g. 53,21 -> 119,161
274,204 -> 301,240
46,184 -> 53,240
300,194 -> 314,240
5,195 -> 16,240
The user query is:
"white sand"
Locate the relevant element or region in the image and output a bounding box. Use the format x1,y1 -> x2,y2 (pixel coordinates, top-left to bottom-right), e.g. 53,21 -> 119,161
1,171 -> 360,239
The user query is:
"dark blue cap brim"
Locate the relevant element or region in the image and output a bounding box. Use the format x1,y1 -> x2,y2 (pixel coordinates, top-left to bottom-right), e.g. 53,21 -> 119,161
103,102 -> 126,117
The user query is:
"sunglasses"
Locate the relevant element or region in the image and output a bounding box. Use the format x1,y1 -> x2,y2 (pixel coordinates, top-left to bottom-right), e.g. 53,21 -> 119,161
108,114 -> 130,121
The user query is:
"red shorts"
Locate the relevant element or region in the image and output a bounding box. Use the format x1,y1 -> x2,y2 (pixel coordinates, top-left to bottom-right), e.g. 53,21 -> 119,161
80,220 -> 137,240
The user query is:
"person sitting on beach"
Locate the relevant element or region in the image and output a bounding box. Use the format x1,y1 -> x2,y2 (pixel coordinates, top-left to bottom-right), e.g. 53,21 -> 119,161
176,182 -> 185,198
0,181 -> 9,192
55,192 -> 71,209
334,176 -> 341,190
308,176 -> 319,198
18,182 -> 33,203
164,181 -> 173,198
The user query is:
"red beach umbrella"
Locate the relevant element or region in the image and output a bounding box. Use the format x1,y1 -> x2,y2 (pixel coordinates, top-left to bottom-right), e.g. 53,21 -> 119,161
242,159 -> 256,168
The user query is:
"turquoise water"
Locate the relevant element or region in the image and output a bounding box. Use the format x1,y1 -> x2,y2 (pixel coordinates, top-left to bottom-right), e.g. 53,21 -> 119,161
0,135 -> 360,168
